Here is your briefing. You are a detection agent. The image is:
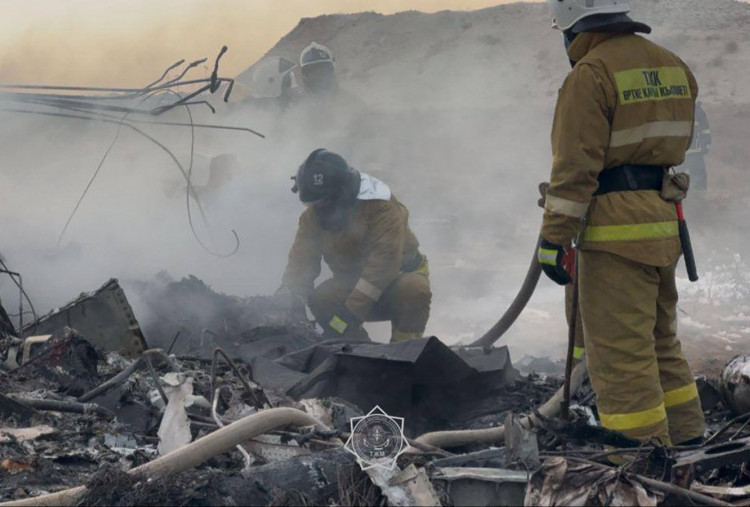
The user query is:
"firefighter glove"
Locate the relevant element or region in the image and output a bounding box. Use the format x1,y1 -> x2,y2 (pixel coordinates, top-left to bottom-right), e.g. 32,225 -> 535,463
324,305 -> 362,337
538,238 -> 572,286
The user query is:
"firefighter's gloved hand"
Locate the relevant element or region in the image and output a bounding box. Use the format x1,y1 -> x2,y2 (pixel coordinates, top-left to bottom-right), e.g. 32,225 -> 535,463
538,239 -> 572,286
323,306 -> 362,337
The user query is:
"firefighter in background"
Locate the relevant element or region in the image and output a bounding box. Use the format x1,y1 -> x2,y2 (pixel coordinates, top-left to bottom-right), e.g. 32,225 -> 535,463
278,149 -> 431,342
297,42 -> 367,111
538,0 -> 705,445
299,42 -> 339,98
248,56 -> 297,110
679,101 -> 711,191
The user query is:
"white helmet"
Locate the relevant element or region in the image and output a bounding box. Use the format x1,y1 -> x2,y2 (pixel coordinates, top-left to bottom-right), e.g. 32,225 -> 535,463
546,0 -> 630,31
300,42 -> 334,68
250,57 -> 296,99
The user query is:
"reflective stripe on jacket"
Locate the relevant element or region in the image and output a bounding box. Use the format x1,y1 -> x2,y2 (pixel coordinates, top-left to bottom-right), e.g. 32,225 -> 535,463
542,32 -> 698,266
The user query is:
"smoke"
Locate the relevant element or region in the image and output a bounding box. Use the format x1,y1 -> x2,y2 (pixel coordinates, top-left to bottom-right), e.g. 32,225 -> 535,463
0,0 -> 747,363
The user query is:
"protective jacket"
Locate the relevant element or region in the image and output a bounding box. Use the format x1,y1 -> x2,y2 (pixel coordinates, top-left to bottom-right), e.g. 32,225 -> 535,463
542,32 -> 698,267
282,175 -> 422,320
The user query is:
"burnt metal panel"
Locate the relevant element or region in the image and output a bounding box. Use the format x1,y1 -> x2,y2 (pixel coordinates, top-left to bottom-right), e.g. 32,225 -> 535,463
24,279 -> 147,358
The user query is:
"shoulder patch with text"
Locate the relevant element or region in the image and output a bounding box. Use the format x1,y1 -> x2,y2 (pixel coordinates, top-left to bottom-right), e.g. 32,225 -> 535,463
614,66 -> 691,105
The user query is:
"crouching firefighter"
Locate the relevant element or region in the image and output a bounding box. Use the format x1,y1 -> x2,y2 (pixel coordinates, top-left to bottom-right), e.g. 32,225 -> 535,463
278,149 -> 431,342
538,0 -> 705,446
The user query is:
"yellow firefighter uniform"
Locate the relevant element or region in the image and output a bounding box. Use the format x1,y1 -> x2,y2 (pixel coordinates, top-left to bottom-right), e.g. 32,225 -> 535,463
539,183 -> 585,361
542,32 -> 705,445
282,191 -> 431,342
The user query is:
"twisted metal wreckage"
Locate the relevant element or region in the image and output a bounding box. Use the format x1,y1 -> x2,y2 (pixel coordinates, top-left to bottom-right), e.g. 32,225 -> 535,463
1,46 -> 263,258
0,49 -> 750,507
2,278 -> 750,506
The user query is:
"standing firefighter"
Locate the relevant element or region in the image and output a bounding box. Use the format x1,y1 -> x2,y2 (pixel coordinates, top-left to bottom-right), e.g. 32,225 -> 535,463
279,149 -> 431,342
539,0 -> 705,445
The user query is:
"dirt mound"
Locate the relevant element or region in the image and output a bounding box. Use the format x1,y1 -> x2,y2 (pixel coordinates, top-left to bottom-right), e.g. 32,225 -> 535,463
238,0 -> 750,109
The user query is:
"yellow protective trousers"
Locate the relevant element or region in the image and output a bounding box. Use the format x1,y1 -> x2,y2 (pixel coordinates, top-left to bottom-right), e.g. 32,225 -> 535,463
579,250 -> 705,445
307,271 -> 431,343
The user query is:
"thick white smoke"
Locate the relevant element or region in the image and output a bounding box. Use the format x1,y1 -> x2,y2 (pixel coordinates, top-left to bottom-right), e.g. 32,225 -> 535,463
0,0 -> 747,366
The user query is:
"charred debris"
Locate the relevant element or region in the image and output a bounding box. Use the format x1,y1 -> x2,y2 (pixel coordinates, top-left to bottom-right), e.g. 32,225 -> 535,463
0,275 -> 746,506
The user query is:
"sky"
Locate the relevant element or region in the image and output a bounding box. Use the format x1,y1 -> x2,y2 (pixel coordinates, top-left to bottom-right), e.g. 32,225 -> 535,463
0,0 -> 543,87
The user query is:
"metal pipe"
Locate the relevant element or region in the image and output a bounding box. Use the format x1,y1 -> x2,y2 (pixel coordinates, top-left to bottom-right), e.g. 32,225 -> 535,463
77,349 -> 170,403
10,397 -> 113,419
76,357 -> 142,403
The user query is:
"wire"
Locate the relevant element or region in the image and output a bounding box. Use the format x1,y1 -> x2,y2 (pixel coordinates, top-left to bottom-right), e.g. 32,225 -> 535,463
57,89 -> 163,245
164,89 -> 240,257
46,90 -> 240,257
161,58 -> 207,88
0,102 -> 263,137
143,59 -> 186,89
2,49 -> 247,256
0,258 -> 37,334
57,112 -> 127,245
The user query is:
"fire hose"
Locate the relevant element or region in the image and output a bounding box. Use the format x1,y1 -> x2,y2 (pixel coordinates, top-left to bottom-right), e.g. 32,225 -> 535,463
472,176 -> 698,350
471,237 -> 543,348
0,407 -> 333,507
415,361 -> 588,448
470,182 -> 547,348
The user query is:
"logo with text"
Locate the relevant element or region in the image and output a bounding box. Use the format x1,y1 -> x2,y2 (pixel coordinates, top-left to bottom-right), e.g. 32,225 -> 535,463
344,406 -> 407,471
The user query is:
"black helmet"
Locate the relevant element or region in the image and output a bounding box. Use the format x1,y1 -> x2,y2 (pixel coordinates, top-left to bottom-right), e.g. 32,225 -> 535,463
293,149 -> 360,206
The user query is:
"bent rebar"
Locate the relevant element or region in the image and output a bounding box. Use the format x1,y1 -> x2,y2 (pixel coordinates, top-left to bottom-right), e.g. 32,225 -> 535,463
210,347 -> 266,409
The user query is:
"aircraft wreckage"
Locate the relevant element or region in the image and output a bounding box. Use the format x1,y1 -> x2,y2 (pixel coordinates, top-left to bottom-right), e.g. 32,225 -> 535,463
0,274 -> 747,507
